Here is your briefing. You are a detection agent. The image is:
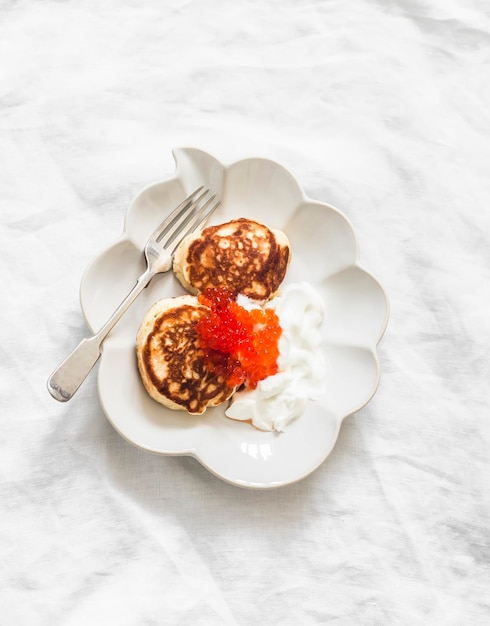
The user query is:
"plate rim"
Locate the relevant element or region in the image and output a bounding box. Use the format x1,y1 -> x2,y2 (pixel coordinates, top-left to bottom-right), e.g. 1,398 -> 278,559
80,147 -> 389,489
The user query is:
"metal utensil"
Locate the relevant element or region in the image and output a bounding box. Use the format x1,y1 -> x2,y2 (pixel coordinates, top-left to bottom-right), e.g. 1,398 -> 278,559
47,186 -> 219,402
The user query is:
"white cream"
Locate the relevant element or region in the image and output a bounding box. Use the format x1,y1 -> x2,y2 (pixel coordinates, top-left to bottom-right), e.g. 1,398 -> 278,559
225,282 -> 327,432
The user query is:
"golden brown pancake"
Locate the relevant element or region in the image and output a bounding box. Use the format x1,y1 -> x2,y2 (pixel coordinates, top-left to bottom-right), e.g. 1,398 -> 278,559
173,218 -> 290,301
136,295 -> 235,415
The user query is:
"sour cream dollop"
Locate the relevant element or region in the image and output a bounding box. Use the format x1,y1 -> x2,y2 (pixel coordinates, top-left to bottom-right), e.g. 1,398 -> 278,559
225,282 -> 327,432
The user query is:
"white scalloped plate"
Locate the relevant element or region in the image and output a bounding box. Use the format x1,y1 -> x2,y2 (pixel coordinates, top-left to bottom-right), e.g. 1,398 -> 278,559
80,148 -> 389,489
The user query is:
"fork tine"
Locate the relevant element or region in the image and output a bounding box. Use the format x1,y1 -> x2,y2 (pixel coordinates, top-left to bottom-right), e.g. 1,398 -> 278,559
163,192 -> 216,248
167,197 -> 220,256
154,186 -> 206,243
157,188 -> 211,246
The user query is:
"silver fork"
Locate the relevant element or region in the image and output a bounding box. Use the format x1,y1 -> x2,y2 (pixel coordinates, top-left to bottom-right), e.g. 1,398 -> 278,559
47,186 -> 219,402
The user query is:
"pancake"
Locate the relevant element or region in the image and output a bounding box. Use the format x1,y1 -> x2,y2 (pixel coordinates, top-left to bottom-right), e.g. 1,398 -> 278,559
136,295 -> 235,415
173,218 -> 290,301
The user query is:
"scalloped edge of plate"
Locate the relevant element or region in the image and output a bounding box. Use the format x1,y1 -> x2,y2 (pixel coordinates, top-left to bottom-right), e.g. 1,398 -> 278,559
79,147 -> 389,488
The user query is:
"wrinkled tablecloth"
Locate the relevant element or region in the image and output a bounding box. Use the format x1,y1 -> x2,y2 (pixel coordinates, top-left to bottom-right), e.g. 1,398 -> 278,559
1,1 -> 489,624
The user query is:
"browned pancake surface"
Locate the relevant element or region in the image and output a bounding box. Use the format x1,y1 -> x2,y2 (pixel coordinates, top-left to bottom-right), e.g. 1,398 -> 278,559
175,218 -> 290,300
137,298 -> 234,414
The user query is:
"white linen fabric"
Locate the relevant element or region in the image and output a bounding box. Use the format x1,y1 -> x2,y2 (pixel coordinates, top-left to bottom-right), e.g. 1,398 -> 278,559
1,0 -> 489,624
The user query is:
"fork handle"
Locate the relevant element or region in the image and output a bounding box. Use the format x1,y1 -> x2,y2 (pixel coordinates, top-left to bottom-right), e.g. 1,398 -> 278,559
47,335 -> 104,401
47,267 -> 153,402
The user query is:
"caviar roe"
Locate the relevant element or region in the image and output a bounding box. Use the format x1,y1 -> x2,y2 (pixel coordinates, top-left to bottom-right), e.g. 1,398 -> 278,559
196,287 -> 282,389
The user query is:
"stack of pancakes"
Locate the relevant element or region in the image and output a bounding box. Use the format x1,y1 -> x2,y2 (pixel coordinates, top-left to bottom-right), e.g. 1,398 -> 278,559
136,217 -> 291,415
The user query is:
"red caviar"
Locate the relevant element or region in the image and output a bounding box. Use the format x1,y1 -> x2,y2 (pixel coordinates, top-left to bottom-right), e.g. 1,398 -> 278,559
196,287 -> 282,389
